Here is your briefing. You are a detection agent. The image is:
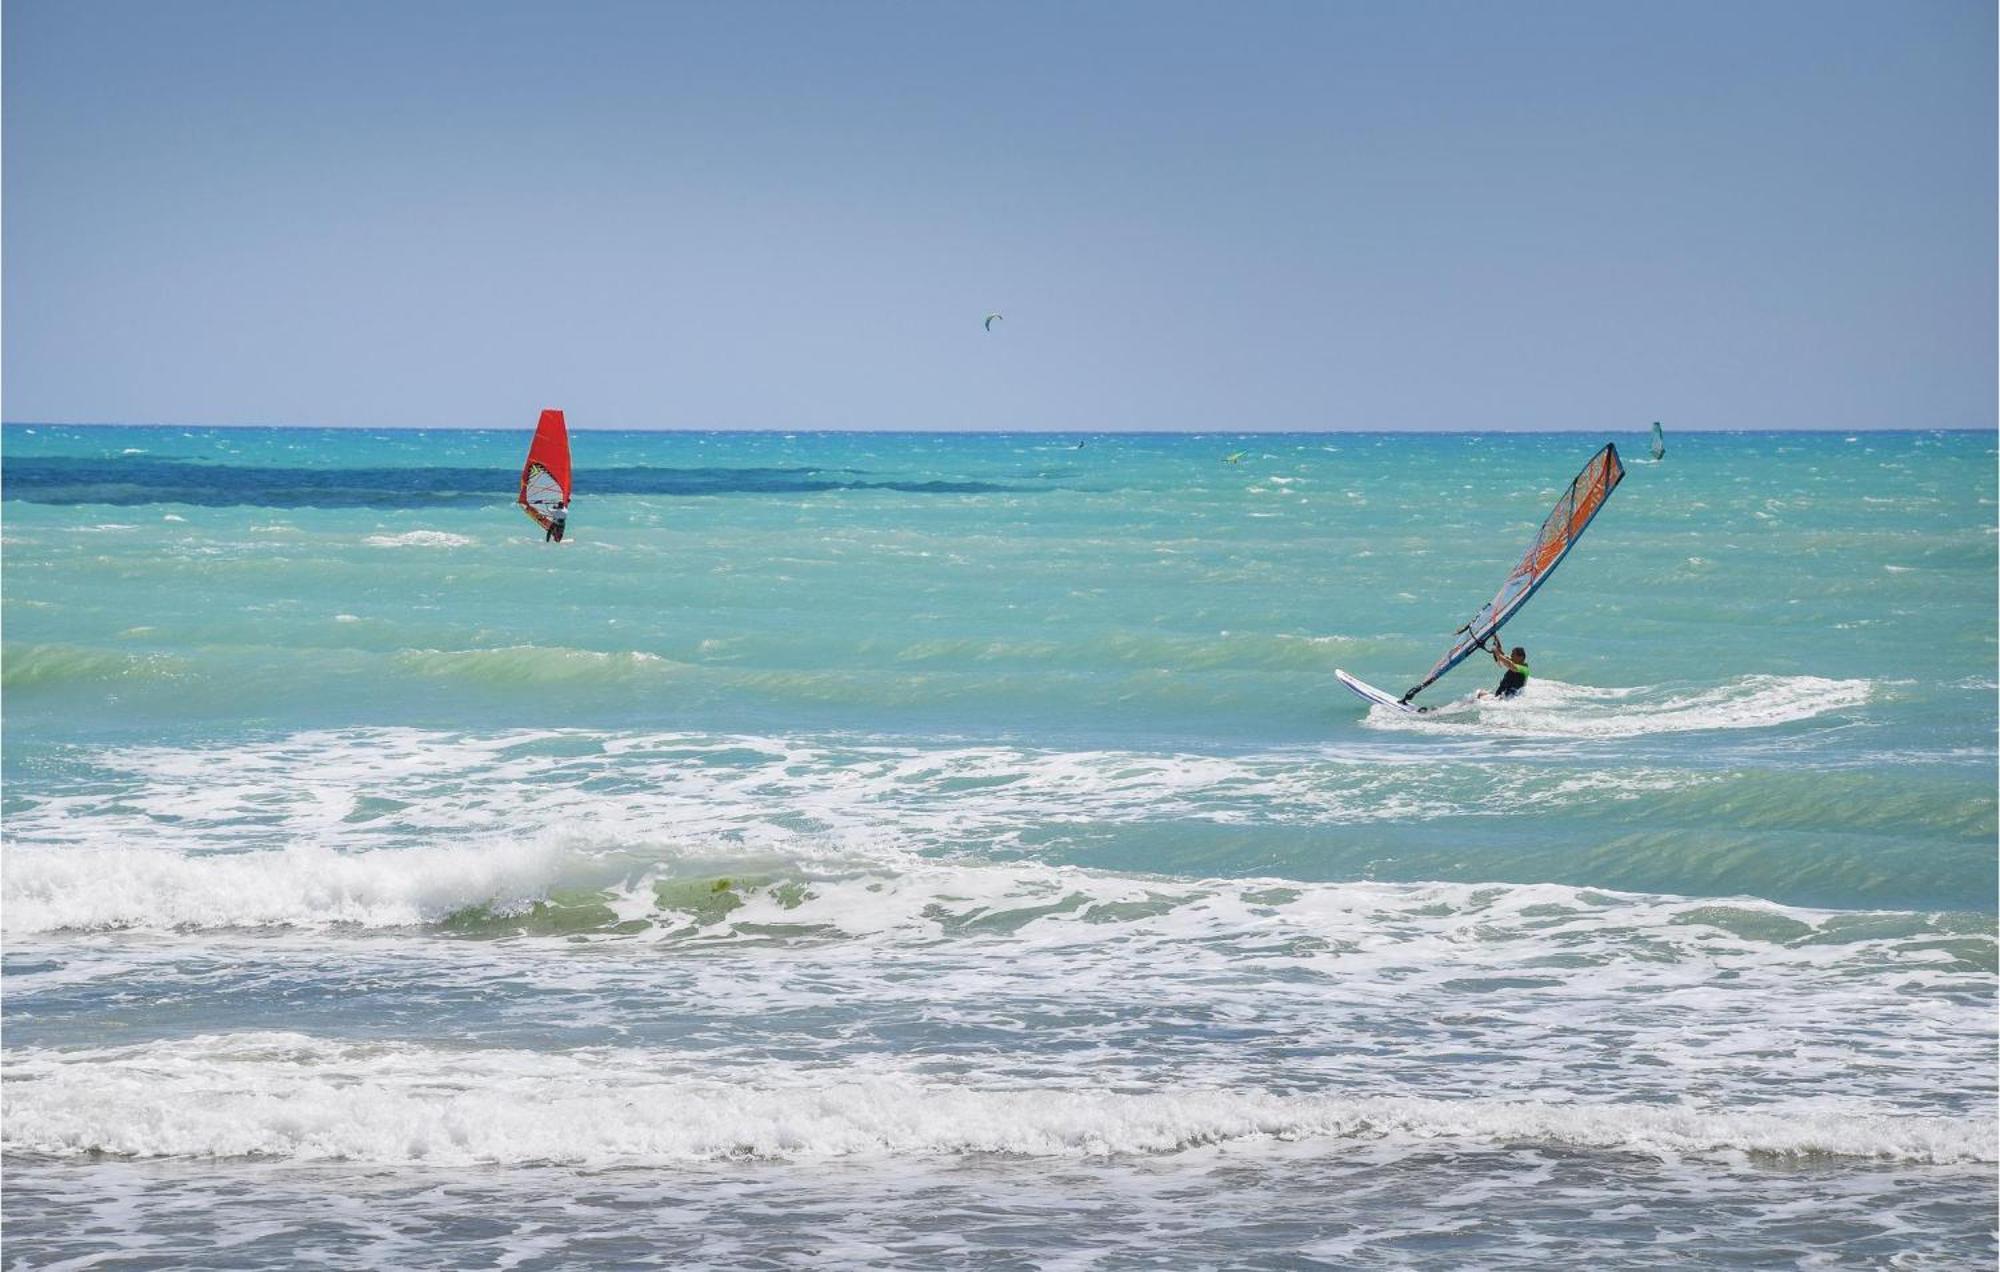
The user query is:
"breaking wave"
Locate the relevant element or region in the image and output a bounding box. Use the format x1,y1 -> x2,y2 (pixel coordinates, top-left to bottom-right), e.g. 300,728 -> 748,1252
6,830 -> 1992,998
4,723 -> 1991,914
2,839 -> 588,933
5,1033 -> 1986,1166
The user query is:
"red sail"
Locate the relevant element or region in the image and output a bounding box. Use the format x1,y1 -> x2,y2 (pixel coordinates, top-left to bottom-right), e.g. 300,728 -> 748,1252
517,409 -> 572,533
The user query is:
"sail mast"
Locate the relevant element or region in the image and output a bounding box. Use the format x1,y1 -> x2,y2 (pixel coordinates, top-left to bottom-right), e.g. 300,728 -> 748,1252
1401,443 -> 1625,703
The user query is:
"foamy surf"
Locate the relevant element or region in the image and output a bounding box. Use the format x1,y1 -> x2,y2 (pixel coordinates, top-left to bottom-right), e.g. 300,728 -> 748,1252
363,530 -> 475,548
1365,675 -> 1873,739
5,1033 -> 1987,1166
4,722 -> 1984,914
8,829 -> 1990,1003
0,726 -> 1653,868
2,839 -> 585,933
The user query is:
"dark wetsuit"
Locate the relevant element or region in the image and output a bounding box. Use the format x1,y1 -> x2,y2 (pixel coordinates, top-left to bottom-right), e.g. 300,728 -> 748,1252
545,509 -> 567,542
1494,661 -> 1528,698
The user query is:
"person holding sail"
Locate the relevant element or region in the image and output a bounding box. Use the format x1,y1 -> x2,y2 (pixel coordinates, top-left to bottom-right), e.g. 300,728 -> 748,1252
1337,443 -> 1620,715
518,408 -> 573,543
1482,641 -> 1528,699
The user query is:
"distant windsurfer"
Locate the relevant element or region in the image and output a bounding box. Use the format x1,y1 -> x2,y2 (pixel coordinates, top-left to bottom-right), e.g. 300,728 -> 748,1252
1483,644 -> 1528,699
517,408 -> 573,543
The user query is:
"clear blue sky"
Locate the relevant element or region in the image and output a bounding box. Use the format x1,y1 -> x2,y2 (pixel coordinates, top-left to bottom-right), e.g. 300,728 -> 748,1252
5,0 -> 1993,430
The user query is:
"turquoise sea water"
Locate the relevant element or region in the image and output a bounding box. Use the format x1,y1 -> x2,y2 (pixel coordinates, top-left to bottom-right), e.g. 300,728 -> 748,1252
3,425 -> 1995,1266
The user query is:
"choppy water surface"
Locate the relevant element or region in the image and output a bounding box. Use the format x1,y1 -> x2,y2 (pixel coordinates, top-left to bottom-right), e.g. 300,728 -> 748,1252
3,426 -> 1994,1267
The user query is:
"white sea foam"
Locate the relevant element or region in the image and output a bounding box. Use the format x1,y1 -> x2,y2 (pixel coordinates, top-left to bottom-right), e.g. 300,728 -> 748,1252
363,530 -> 475,548
5,1033 -> 1986,1166
6,800 -> 1987,1040
3,838 -> 581,932
5,858 -> 1989,1179
0,727 -> 1721,907
1368,676 -> 1871,739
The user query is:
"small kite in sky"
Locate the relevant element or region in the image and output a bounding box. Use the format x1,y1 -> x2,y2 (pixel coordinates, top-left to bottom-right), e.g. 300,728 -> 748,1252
983,313 -> 1003,331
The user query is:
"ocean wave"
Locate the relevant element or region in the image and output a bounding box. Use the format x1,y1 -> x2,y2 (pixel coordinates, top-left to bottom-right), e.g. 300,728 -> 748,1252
5,1033 -> 1986,1166
0,643 -> 189,689
5,724 -> 1989,915
363,530 -> 475,548
1,726 -> 1697,872
1366,675 -> 1872,739
875,630 -> 1403,673
8,831 -> 1992,998
391,646 -> 686,684
2,839 -> 587,933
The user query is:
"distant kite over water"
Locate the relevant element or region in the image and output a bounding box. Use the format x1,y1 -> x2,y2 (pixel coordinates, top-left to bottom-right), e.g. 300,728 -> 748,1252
983,313 -> 1003,331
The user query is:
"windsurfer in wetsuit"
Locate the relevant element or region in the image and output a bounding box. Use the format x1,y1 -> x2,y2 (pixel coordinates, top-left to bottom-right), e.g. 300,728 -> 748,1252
545,500 -> 568,543
1485,643 -> 1529,698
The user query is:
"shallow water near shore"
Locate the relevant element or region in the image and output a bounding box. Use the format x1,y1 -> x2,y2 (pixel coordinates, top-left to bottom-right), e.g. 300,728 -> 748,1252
3,426 -> 1994,1266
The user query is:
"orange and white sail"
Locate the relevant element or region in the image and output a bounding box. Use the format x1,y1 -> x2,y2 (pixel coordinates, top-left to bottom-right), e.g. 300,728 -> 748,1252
1401,443 -> 1625,703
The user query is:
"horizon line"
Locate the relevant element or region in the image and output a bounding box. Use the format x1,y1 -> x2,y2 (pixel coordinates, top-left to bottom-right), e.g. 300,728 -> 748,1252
5,421 -> 1994,436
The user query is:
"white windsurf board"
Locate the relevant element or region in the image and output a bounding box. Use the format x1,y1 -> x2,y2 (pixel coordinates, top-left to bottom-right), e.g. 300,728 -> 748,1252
1335,668 -> 1414,713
